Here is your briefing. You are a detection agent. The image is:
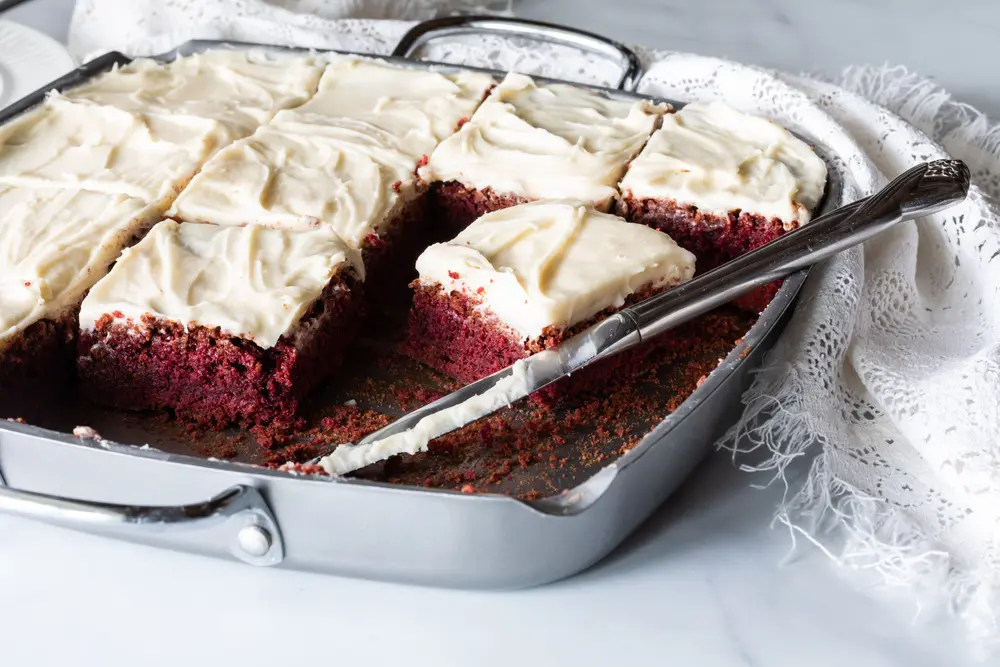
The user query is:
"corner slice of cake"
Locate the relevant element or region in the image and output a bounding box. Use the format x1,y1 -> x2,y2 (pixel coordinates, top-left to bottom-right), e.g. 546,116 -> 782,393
616,101 -> 827,311
403,200 -> 696,394
0,187 -> 162,400
419,72 -> 668,235
0,96 -> 232,208
64,49 -> 323,137
77,221 -> 363,428
272,55 -> 495,156
618,101 -> 827,264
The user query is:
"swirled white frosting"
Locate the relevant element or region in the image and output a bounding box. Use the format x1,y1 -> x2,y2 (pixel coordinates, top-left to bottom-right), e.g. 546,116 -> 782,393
0,96 -> 230,205
0,187 -> 161,346
619,101 -> 828,224
273,56 -> 494,156
79,220 -> 358,349
419,72 -> 666,206
65,50 -> 323,136
415,200 -> 696,339
168,120 -> 420,249
170,56 -> 493,250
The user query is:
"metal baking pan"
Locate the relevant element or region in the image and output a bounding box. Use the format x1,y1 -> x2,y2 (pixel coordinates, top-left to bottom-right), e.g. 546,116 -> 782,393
0,16 -> 846,588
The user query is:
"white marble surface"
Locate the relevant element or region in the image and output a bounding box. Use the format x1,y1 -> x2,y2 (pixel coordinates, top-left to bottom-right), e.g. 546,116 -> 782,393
1,1 -> 998,666
0,458 -> 976,666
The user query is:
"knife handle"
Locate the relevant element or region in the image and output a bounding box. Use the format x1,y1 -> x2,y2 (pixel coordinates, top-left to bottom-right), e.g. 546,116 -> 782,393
621,159 -> 970,342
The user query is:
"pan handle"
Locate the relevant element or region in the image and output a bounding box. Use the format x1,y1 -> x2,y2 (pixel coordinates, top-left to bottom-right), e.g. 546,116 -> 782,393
0,474 -> 284,566
391,15 -> 644,91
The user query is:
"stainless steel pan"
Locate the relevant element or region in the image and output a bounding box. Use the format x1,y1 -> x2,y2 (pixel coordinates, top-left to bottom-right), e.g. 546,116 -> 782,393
0,16 -> 847,588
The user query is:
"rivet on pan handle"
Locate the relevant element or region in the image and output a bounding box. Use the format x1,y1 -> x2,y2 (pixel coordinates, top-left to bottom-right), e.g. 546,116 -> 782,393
0,471 -> 284,567
391,15 -> 644,91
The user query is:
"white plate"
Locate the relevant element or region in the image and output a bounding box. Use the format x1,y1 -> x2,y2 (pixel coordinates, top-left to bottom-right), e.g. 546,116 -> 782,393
0,19 -> 76,108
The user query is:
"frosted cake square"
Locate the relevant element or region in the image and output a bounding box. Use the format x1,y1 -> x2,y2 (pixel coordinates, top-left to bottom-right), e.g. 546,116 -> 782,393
272,56 -> 494,156
168,121 -> 430,295
65,50 -> 323,137
419,72 -> 667,234
77,221 -> 362,427
0,96 -> 231,207
404,200 -> 695,393
0,187 -> 162,398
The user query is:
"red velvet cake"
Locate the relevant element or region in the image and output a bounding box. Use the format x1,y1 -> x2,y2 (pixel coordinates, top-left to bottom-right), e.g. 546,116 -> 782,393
0,187 -> 163,409
617,101 -> 828,311
419,72 -> 667,236
0,48 -> 832,449
76,221 -> 363,428
403,201 -> 696,395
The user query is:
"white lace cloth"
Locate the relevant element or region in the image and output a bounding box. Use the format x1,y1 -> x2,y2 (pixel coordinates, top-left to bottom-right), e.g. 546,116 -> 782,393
69,6 -> 1000,650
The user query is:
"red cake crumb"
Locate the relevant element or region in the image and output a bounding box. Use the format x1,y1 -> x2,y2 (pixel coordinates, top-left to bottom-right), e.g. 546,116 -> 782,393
72,425 -> 102,440
285,463 -> 327,475
392,384 -> 445,411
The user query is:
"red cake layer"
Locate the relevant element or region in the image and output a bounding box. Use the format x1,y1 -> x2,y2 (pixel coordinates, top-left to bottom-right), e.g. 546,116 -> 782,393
77,275 -> 362,429
403,283 -> 666,402
616,195 -> 791,312
426,181 -> 532,238
0,315 -> 76,417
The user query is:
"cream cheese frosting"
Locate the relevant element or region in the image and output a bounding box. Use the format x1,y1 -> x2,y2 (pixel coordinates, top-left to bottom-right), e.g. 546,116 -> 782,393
0,187 -> 161,346
272,56 -> 494,156
419,72 -> 666,206
0,96 -> 231,204
65,50 -> 322,137
415,200 -> 696,339
79,220 -> 357,349
619,101 -> 828,224
168,120 -> 419,249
